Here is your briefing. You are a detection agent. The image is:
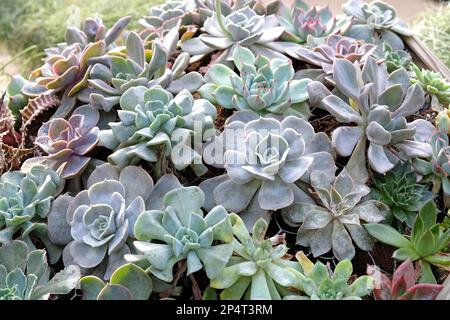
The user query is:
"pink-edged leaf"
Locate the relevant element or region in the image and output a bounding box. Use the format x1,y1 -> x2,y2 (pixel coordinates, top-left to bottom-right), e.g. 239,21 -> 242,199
367,265 -> 392,300
400,284 -> 443,300
48,118 -> 70,140
69,129 -> 99,155
392,259 -> 419,291
61,155 -> 91,178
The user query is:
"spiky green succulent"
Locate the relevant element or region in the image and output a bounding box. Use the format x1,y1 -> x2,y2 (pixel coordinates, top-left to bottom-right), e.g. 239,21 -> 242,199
366,200 -> 450,283
47,163 -> 181,280
277,0 -> 352,45
285,252 -> 373,300
0,165 -> 63,263
200,110 -> 335,226
21,16 -> 131,118
199,46 -> 311,117
371,163 -> 434,229
0,240 -> 80,300
282,168 -> 388,261
82,30 -> 204,112
308,57 -> 432,183
98,86 -> 216,176
343,0 -> 414,50
79,263 -> 152,300
411,64 -> 450,107
126,186 -> 234,282
180,0 -> 297,66
210,214 -> 299,300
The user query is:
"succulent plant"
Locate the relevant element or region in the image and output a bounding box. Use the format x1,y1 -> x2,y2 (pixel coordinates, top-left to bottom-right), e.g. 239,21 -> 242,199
413,129 -> 450,208
22,17 -> 130,118
277,0 -> 352,45
200,110 -> 335,224
199,46 -> 311,117
309,57 -> 432,183
342,0 -> 414,50
0,240 -> 80,300
0,165 -> 63,263
4,75 -> 29,120
288,35 -> 375,81
80,263 -> 152,300
29,105 -> 99,179
210,214 -> 299,300
373,42 -> 411,73
180,0 -> 297,65
126,186 -> 234,282
139,0 -> 196,40
371,163 -> 434,229
47,163 -> 181,279
82,30 -> 204,112
365,200 -> 450,283
98,86 -> 216,176
411,64 -> 450,108
282,168 -> 388,261
367,259 -> 443,300
285,252 -> 373,300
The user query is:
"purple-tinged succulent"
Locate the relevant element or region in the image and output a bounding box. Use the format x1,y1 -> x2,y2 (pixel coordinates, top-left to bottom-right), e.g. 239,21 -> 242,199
367,259 -> 443,300
34,105 -> 99,179
288,35 -> 375,81
278,0 -> 352,46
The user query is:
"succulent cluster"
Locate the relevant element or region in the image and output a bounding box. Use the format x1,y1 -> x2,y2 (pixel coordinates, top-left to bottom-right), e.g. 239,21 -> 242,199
2,0 -> 450,302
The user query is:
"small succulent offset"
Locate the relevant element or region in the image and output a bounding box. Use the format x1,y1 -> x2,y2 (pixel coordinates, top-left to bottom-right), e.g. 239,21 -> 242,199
309,57 -> 431,183
367,259 -> 443,300
411,64 -> 450,108
342,0 -> 414,50
210,214 -> 299,300
47,163 -> 159,280
83,31 -> 204,112
22,17 -> 130,118
80,263 -> 152,300
282,168 -> 388,261
199,46 -> 311,117
365,200 -> 450,283
0,240 -> 80,300
285,252 -> 373,300
126,186 -> 234,282
277,0 -> 352,45
98,86 -> 216,176
414,130 -> 450,207
32,105 -> 99,179
180,0 -> 296,65
200,111 -> 336,221
0,165 -> 63,263
373,42 -> 411,73
4,75 -> 29,120
371,163 -> 434,229
139,0 -> 196,40
288,35 -> 375,80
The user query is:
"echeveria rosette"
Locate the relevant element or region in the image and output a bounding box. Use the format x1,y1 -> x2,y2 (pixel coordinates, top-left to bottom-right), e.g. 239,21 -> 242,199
371,163 -> 434,230
98,85 -> 216,176
199,46 -> 311,117
413,130 -> 450,208
277,0 -> 352,46
0,165 -> 63,263
126,186 -> 234,282
47,163 -> 181,280
32,106 -> 99,179
82,31 -> 204,112
365,200 -> 450,283
285,252 -> 373,300
180,0 -> 298,65
210,214 -> 299,300
367,259 -> 443,300
282,168 -> 388,261
410,64 -> 450,108
309,57 -> 432,183
288,35 -> 376,81
0,240 -> 81,300
372,42 -> 411,73
200,110 -> 335,225
342,0 -> 414,50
